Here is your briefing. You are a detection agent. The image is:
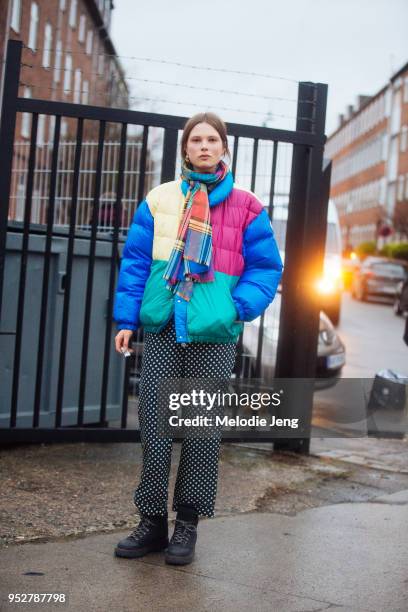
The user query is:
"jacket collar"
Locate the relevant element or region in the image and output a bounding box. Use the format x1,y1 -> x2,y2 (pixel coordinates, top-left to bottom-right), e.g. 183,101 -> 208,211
180,171 -> 234,207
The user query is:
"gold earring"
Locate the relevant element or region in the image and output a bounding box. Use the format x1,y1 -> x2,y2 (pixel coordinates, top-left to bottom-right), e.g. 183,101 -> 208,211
185,153 -> 189,162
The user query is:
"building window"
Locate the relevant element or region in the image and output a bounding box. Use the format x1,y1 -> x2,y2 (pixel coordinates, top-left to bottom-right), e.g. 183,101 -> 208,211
397,176 -> 405,201
60,0 -> 66,10
42,23 -> 52,68
21,87 -> 32,138
73,68 -> 81,103
86,29 -> 93,55
405,175 -> 408,199
379,177 -> 386,205
82,80 -> 89,104
382,133 -> 388,161
11,0 -> 21,32
78,14 -> 86,42
404,78 -> 408,103
37,114 -> 46,147
61,119 -> 68,138
54,39 -> 62,82
390,90 -> 401,135
388,137 -> 399,182
63,54 -> 72,94
400,126 -> 408,153
48,115 -> 56,141
98,52 -> 104,76
69,0 -> 77,28
28,2 -> 39,51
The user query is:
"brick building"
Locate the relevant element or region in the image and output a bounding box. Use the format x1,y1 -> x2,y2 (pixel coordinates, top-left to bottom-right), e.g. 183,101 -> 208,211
0,0 -> 158,230
0,0 -> 129,142
325,61 -> 408,251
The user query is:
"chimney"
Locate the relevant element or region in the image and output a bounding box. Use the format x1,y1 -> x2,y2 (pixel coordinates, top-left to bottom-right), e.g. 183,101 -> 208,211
357,95 -> 372,110
338,113 -> 345,128
347,104 -> 354,119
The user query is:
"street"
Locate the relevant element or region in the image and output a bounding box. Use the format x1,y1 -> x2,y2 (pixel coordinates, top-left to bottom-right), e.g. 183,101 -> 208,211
337,291 -> 408,378
311,290 -> 408,438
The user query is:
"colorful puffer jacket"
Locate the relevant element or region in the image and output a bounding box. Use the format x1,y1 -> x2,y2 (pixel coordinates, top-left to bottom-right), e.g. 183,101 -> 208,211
113,173 -> 283,344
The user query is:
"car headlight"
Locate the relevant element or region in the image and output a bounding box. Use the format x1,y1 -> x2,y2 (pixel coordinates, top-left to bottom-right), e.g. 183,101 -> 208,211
315,259 -> 342,295
319,328 -> 335,345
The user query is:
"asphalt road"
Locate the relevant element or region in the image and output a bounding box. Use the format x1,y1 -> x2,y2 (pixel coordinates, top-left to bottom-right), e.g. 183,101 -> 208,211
311,290 -> 408,438
337,290 -> 408,378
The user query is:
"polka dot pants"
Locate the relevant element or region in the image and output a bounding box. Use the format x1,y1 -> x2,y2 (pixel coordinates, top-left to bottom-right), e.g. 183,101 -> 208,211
134,319 -> 237,518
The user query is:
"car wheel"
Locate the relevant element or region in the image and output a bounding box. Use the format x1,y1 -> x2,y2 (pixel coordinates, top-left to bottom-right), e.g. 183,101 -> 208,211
356,283 -> 366,301
393,299 -> 403,316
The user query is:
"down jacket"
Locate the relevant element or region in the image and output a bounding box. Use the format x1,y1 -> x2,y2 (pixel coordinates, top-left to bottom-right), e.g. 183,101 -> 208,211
113,172 -> 284,344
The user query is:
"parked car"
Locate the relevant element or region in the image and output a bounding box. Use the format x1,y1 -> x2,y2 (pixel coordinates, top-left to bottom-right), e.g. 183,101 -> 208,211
351,256 -> 408,302
394,277 -> 408,316
234,292 -> 345,385
271,199 -> 343,326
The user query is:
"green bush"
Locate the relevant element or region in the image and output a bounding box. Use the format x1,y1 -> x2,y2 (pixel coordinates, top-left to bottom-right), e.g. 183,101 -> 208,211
355,241 -> 408,261
379,244 -> 394,257
389,243 -> 408,261
355,241 -> 376,258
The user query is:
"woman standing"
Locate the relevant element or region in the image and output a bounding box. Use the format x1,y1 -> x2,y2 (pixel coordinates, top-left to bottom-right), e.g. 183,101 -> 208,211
113,112 -> 283,565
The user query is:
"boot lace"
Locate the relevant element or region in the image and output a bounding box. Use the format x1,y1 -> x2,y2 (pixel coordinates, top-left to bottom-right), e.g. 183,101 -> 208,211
171,520 -> 197,545
130,517 -> 156,541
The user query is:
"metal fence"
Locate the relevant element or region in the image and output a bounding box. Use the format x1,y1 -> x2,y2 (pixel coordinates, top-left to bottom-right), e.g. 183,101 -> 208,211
9,139 -> 162,231
0,40 -> 329,452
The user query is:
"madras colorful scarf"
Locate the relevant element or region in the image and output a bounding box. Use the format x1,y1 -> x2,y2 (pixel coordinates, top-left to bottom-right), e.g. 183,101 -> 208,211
163,159 -> 229,301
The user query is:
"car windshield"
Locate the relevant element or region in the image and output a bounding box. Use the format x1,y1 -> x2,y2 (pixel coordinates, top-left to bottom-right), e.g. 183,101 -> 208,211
370,262 -> 407,276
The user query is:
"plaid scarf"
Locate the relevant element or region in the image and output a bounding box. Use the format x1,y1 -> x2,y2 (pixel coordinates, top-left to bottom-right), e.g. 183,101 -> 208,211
163,159 -> 229,301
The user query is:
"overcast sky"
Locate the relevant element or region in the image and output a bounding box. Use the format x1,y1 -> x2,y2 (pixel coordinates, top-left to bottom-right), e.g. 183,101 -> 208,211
110,0 -> 408,137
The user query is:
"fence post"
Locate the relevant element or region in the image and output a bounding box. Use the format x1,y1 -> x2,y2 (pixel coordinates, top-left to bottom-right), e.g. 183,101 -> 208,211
160,128 -> 178,183
274,81 -> 328,454
0,40 -> 22,323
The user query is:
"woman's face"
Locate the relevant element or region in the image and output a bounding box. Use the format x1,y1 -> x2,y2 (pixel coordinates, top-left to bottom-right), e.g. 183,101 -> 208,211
185,122 -> 225,173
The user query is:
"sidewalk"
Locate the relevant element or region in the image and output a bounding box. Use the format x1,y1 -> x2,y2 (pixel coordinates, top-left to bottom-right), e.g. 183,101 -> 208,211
1,436 -> 408,611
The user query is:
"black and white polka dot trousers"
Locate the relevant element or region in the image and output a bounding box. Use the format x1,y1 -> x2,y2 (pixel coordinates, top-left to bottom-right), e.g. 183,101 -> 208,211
134,319 -> 237,519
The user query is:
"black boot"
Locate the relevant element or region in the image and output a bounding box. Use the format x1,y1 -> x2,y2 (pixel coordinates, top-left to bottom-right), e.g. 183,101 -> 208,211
165,506 -> 199,566
114,514 -> 168,558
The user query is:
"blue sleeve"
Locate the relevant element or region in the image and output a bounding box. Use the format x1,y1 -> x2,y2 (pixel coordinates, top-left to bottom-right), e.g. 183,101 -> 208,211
232,209 -> 283,322
113,200 -> 153,331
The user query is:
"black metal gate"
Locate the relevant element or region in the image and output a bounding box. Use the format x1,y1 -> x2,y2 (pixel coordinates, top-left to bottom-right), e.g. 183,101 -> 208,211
0,40 -> 330,452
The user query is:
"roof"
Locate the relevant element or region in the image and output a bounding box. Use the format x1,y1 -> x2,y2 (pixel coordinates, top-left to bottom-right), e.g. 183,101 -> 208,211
327,59 -> 408,141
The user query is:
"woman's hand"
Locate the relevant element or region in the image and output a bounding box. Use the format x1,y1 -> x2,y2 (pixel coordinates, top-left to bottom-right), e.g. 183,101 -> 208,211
115,329 -> 135,355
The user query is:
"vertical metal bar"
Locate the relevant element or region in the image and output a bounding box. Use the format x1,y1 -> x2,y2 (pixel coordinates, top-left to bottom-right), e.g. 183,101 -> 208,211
250,138 -> 258,192
100,122 -> 127,425
37,128 -> 45,224
33,115 -> 61,427
249,137 -> 264,378
121,357 -> 131,429
77,120 -> 106,426
231,136 -> 239,177
10,113 -> 38,427
137,125 -> 148,204
274,81 -> 328,454
268,141 -> 278,220
0,40 -> 22,322
55,118 -> 84,427
160,128 -> 178,183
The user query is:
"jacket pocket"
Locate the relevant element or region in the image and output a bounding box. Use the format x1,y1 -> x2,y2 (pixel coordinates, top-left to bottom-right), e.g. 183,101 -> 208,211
187,272 -> 243,340
139,263 -> 173,327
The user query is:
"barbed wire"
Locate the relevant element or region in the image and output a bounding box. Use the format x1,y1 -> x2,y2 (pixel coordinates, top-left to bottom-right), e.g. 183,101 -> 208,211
19,81 -> 313,122
23,43 -> 300,84
20,61 -> 306,104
